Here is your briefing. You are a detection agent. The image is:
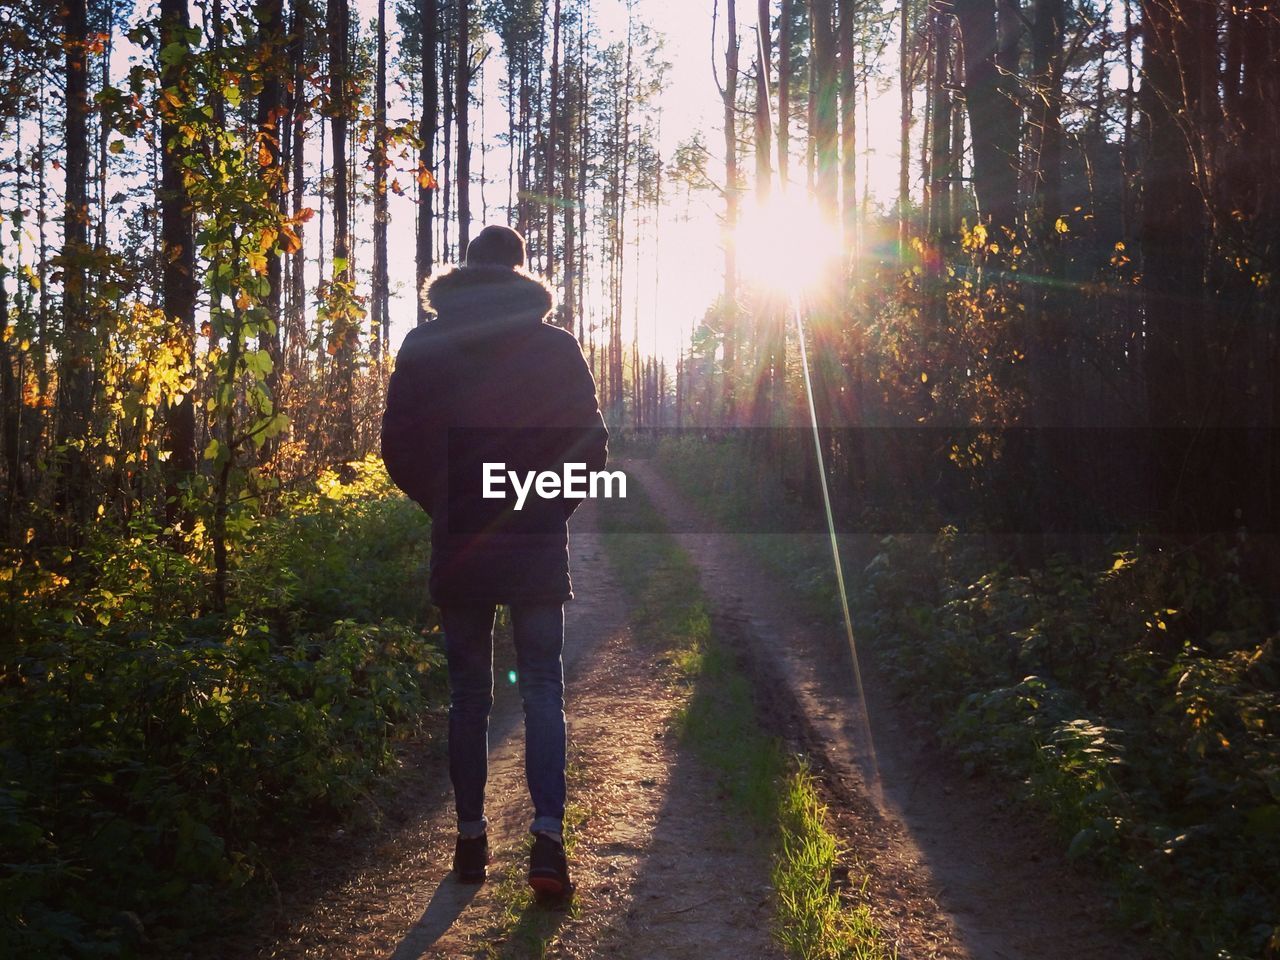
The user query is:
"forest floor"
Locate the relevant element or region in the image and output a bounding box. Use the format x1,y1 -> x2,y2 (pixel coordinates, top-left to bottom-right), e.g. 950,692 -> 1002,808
210,459 -> 1153,960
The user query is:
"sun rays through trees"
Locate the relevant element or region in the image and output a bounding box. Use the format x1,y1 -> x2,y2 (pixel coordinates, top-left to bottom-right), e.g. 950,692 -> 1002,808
0,0 -> 1277,954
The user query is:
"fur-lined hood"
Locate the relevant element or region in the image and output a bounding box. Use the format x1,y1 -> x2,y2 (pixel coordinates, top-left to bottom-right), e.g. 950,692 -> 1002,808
420,264 -> 556,326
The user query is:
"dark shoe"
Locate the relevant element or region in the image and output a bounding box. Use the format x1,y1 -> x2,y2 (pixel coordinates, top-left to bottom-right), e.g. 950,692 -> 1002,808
453,834 -> 488,884
528,831 -> 573,899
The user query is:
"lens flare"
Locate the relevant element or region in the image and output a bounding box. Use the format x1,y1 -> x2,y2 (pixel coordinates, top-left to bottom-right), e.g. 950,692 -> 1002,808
734,194 -> 841,294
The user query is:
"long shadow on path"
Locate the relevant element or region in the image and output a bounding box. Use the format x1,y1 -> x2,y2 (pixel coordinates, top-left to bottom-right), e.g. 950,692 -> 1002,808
388,880 -> 481,960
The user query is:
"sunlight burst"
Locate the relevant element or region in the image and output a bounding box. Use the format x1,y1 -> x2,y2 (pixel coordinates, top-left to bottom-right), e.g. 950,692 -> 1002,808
735,194 -> 841,295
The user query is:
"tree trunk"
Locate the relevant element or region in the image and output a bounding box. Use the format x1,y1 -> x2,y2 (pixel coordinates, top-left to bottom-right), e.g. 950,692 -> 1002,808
1139,0 -> 1210,522
721,0 -> 741,423
753,0 -> 781,426
1,201 -> 18,537
372,0 -> 389,357
255,0 -> 286,447
576,9 -> 589,344
456,0 -> 471,255
417,0 -> 438,323
441,5 -> 453,262
562,2 -> 577,335
778,0 -> 791,185
899,0 -> 911,252
288,0 -> 307,364
612,13 -> 635,415
159,0 -> 198,487
532,5 -> 547,271
96,13 -> 112,264
926,4 -> 952,241
547,0 -> 562,285
1028,0 -> 1063,237
808,0 -> 838,211
55,0 -> 93,522
955,0 -> 1019,232
37,76 -> 50,420
328,0 -> 354,459
838,0 -> 857,250
756,0 -> 772,200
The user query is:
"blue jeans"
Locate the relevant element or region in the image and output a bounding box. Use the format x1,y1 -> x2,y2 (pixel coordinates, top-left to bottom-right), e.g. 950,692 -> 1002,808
440,603 -> 566,838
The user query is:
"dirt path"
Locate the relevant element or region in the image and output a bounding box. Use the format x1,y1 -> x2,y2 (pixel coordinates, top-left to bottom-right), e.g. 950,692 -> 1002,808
628,458 -> 1152,960
216,498 -> 781,960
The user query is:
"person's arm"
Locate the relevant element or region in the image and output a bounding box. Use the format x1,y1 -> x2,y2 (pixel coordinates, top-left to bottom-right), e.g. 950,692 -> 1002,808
558,336 -> 609,516
380,328 -> 441,513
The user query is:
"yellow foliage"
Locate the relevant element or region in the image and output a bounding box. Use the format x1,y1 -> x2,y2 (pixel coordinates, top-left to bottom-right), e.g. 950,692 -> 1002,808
245,251 -> 268,276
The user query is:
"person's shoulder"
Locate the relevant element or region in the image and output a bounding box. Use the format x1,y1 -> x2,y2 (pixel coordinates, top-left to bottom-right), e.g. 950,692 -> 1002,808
389,322 -> 444,371
533,324 -> 592,372
532,322 -> 584,353
397,322 -> 437,346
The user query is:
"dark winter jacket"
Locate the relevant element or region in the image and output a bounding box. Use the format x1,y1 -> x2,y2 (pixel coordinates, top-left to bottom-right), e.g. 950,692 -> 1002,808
380,264 -> 609,606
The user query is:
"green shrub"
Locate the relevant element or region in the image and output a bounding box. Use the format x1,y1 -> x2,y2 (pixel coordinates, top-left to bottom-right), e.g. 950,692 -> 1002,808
0,457 -> 441,957
859,533 -> 1279,959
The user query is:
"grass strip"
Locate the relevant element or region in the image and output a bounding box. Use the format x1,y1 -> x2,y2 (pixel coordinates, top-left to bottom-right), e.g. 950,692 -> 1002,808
773,768 -> 889,960
599,481 -> 894,960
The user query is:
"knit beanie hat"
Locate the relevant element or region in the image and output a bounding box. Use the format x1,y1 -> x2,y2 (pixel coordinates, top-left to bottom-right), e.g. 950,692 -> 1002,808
465,225 -> 526,269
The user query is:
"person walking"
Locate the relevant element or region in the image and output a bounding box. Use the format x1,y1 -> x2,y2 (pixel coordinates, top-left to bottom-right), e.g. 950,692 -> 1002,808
381,225 -> 608,898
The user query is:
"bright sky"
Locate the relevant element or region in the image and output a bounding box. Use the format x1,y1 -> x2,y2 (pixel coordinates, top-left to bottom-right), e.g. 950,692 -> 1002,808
366,0 -> 733,362
359,0 -> 907,362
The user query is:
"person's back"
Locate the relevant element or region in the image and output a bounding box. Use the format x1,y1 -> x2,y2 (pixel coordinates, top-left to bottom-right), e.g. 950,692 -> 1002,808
385,258 -> 607,604
381,225 -> 607,898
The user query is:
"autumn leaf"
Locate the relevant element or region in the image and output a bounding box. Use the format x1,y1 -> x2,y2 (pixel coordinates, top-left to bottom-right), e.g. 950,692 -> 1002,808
416,165 -> 438,189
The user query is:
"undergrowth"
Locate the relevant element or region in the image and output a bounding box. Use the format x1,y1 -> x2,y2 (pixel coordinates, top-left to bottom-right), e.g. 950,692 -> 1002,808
654,435 -> 1280,960
0,456 -> 444,957
600,479 -> 894,960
